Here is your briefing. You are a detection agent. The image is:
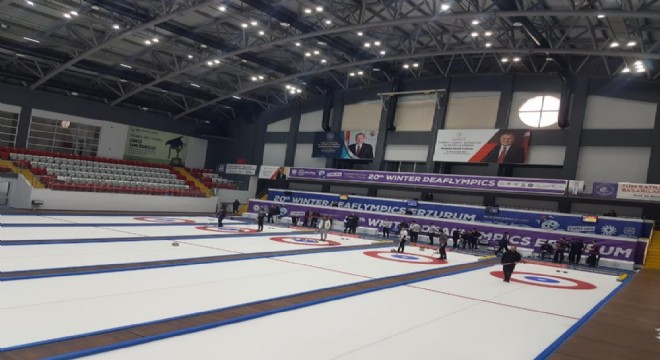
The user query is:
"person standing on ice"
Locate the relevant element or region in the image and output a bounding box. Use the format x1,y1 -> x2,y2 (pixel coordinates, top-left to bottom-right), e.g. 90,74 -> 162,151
501,245 -> 522,283
397,228 -> 408,253
318,216 -> 332,241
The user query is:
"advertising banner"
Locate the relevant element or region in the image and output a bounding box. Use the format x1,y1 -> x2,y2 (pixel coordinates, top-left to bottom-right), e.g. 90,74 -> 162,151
268,189 -> 650,239
259,166 -> 289,180
288,168 -> 567,195
250,199 -> 640,265
433,129 -> 531,164
225,164 -> 257,176
616,182 -> 660,202
312,130 -> 378,160
123,126 -> 188,165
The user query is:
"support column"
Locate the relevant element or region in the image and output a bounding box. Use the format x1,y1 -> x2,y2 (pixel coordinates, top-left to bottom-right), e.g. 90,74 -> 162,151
489,74 -> 515,176
15,105 -> 32,148
561,76 -> 589,180
425,81 -> 451,173
284,102 -> 301,166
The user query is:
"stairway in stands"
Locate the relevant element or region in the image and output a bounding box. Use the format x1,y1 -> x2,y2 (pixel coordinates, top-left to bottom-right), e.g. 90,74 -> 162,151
644,230 -> 660,270
0,159 -> 45,188
173,167 -> 214,197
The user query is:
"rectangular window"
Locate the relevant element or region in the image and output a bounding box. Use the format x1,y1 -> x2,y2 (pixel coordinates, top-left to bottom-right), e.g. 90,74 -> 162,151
27,117 -> 100,156
0,110 -> 19,147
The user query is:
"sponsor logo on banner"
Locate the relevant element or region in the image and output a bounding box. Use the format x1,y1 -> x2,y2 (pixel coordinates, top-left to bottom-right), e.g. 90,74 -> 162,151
617,182 -> 660,202
592,182 -> 618,198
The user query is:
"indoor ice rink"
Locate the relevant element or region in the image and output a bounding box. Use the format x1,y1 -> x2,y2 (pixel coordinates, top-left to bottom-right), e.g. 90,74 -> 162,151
0,214 -> 626,360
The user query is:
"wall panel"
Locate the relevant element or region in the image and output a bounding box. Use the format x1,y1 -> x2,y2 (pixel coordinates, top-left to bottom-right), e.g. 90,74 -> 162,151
584,96 -> 657,129
393,95 -> 435,131
444,92 -> 500,129
576,146 -> 651,183
262,143 -> 287,166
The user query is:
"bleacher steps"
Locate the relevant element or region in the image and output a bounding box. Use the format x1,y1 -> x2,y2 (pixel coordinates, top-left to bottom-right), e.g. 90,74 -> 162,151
0,159 -> 45,189
644,231 -> 660,270
174,167 -> 214,197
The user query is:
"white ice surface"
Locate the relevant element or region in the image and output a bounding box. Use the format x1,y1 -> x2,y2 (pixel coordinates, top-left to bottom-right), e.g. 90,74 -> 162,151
0,247 -> 471,348
80,264 -> 621,360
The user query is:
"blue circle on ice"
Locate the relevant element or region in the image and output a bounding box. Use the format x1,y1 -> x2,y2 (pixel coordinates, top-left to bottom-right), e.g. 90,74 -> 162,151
524,276 -> 560,283
392,254 -> 418,260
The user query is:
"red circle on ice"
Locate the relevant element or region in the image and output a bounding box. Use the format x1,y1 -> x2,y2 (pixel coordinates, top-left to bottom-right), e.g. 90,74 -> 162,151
195,226 -> 258,233
363,251 -> 447,264
490,271 -> 597,289
270,236 -> 340,246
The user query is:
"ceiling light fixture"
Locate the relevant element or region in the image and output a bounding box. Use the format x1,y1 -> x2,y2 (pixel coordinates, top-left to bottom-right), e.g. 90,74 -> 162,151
26,0 -> 34,5
190,83 -> 201,88
413,63 -> 419,68
380,50 -> 386,55
233,95 -> 241,100
207,61 -> 213,66
501,57 -> 509,63
357,31 -> 363,36
485,42 -> 492,48
636,67 -> 645,73
626,41 -> 637,47
364,42 -> 371,47
373,67 -> 381,71
70,92 -> 78,96
349,72 -> 355,76
597,14 -> 605,19
241,23 -> 248,28
472,19 -> 480,25
471,32 -> 478,37
305,52 -> 311,57
621,67 -> 630,73
512,57 -> 521,62
357,71 -> 363,75
201,44 -> 207,48
316,6 -> 323,12
610,41 -> 619,48
70,11 -> 78,16
320,59 -> 327,63
258,30 -> 265,36
213,59 -> 220,64
119,63 -> 132,69
250,21 -> 258,26
258,75 -> 264,80
374,41 -> 381,46
403,64 -> 409,69
304,8 -> 312,14
251,76 -> 258,81
296,89 -> 301,93
484,31 -> 492,37
440,4 -> 450,11
64,13 -> 71,19
313,50 -> 320,55
112,24 -> 120,30
152,38 -> 159,43
295,42 -> 301,46
317,41 -> 327,46
23,37 -> 40,43
325,19 -> 332,25
218,5 -> 226,12
187,54 -> 193,59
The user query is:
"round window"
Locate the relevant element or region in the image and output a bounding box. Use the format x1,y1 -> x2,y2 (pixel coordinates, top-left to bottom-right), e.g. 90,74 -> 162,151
518,95 -> 560,128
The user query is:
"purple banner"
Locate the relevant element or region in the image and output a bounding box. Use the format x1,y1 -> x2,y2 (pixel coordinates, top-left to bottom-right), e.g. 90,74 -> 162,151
592,182 -> 618,198
288,168 -> 567,195
250,200 -> 640,266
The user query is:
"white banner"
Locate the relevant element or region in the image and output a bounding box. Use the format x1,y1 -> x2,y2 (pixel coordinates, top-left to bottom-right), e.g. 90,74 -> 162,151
258,166 -> 289,180
225,164 -> 258,176
433,129 -> 530,164
617,182 -> 660,202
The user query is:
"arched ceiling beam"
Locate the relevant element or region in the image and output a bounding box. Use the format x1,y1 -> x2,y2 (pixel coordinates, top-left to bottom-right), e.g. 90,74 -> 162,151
30,0 -> 216,90
111,9 -> 660,105
174,46 -> 660,119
